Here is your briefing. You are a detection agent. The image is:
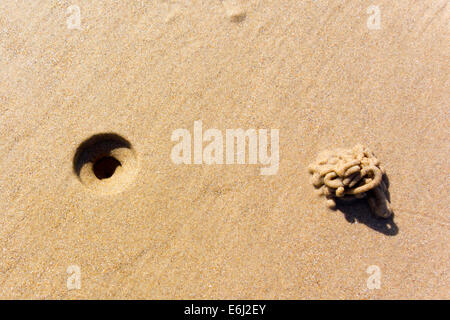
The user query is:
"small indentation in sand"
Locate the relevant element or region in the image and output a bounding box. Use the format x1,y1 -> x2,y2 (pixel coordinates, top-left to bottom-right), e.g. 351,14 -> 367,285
93,156 -> 122,180
222,0 -> 247,23
73,133 -> 139,195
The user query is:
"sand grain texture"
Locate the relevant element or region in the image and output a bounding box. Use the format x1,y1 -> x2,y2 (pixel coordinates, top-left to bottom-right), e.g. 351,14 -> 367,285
1,0 -> 449,299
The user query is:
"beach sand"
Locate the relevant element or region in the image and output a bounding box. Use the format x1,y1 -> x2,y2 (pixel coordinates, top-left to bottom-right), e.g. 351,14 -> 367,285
0,0 -> 449,299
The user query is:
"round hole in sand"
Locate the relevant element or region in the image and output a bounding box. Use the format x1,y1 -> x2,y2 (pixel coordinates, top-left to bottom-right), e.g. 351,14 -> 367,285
73,133 -> 139,195
93,156 -> 122,179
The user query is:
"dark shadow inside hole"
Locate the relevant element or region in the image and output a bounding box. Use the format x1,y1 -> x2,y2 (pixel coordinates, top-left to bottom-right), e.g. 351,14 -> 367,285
93,156 -> 121,180
73,133 -> 131,177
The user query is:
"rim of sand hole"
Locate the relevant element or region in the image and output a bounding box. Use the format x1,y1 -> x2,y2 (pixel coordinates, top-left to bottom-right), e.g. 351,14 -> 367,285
73,133 -> 139,195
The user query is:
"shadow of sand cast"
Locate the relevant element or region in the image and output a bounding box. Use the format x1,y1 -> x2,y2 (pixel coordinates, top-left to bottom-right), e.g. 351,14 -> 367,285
335,199 -> 399,236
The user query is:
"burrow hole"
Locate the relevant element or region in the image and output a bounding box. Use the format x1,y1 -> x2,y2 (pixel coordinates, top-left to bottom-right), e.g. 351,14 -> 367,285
93,156 -> 121,180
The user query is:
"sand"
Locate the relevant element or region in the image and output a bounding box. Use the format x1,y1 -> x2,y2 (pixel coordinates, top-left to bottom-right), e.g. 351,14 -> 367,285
0,0 -> 449,299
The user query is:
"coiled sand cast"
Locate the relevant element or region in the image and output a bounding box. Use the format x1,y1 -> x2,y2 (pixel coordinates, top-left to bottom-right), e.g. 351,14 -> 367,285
308,145 -> 393,218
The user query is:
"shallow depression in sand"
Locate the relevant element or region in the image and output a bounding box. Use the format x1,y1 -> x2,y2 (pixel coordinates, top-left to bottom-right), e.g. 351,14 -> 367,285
73,133 -> 139,195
